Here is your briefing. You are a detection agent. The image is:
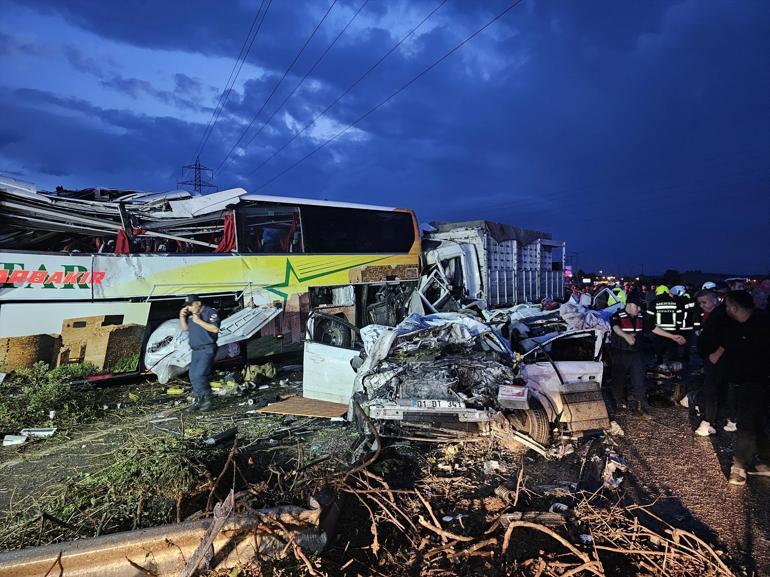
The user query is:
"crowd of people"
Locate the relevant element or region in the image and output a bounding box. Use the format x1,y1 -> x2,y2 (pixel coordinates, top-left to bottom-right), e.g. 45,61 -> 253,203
586,277 -> 770,486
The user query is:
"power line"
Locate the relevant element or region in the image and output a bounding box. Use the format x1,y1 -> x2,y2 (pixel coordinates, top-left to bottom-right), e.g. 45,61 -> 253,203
250,0 -> 524,192
193,0 -> 272,160
243,0 -> 449,179
238,0 -> 370,157
216,0 -> 339,172
178,157 -> 217,194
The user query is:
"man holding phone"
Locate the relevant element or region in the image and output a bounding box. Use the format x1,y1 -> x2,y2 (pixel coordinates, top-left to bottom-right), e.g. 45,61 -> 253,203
179,295 -> 220,412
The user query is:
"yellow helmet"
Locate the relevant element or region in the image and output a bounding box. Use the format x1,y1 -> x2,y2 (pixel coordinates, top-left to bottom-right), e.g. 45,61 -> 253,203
656,285 -> 670,296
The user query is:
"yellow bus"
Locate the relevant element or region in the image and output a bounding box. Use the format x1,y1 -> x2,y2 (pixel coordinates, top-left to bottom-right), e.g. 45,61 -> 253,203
0,182 -> 420,379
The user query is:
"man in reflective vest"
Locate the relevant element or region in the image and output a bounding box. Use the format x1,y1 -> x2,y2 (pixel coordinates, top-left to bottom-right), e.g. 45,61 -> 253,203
646,285 -> 686,364
672,285 -> 696,363
609,296 -> 651,418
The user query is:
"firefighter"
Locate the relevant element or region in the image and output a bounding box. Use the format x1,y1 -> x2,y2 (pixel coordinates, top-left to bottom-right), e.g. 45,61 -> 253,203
672,285 -> 696,363
646,285 -> 686,365
180,294 -> 221,412
609,295 -> 650,417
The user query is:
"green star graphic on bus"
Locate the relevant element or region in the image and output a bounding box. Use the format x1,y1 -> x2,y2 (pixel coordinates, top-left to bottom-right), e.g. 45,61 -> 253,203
265,256 -> 390,301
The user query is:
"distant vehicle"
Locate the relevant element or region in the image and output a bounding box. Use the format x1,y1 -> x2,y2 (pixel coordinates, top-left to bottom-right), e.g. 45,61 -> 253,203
0,179 -> 420,379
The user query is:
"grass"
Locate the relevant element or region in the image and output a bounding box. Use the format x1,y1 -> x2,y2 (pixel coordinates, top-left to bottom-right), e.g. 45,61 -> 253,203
0,432 -> 212,550
0,361 -> 100,431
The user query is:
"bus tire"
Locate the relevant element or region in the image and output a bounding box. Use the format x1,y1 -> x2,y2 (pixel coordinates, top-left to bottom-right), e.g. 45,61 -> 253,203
508,399 -> 550,445
314,318 -> 352,348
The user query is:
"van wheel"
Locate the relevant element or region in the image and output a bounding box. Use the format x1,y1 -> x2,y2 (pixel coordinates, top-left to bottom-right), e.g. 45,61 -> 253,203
314,318 -> 352,348
508,399 -> 550,445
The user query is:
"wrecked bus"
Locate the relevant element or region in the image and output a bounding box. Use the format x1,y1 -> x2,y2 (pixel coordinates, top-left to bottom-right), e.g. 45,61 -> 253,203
0,179 -> 420,380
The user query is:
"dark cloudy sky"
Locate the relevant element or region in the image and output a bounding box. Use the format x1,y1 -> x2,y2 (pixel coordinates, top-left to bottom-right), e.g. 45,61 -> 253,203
1,0 -> 768,274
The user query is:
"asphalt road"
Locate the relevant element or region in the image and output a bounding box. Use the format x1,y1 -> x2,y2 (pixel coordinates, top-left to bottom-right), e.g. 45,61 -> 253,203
614,391 -> 770,575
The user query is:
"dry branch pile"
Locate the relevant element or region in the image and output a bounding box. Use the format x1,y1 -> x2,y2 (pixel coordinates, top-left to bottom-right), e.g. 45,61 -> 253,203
325,454 -> 738,577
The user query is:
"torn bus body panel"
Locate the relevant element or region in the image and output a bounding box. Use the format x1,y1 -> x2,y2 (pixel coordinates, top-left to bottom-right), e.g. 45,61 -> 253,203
144,303 -> 282,383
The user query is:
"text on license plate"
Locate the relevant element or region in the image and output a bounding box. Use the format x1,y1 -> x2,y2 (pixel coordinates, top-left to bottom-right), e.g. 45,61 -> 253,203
412,400 -> 464,409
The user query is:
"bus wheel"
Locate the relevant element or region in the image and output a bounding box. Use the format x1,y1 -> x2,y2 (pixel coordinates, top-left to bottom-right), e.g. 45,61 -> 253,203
314,318 -> 352,348
507,398 -> 550,445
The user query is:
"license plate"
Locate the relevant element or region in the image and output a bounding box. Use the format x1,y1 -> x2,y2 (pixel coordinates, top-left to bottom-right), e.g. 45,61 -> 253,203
411,399 -> 464,409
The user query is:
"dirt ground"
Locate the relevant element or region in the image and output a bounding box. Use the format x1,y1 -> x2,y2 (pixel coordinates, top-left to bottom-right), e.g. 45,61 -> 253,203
0,358 -> 768,575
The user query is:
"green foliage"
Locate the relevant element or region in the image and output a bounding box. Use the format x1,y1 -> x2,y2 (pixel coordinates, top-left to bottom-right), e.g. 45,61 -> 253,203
67,434 -> 207,523
0,434 -> 210,550
0,361 -> 98,430
111,352 -> 140,374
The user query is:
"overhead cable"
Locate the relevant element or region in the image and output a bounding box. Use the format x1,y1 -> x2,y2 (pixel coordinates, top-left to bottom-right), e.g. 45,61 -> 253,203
216,0 -> 339,172
250,0 -> 524,191
238,0 -> 371,157
193,0 -> 271,160
244,0 -> 449,178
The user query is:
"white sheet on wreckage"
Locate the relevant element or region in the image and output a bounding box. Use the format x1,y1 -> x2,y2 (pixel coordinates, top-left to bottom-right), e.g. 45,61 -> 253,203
481,303 -> 553,324
360,313 -> 513,359
558,301 -> 620,332
144,304 -> 281,384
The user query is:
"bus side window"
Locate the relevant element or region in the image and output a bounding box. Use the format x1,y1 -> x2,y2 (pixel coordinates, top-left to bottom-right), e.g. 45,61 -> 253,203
238,207 -> 302,254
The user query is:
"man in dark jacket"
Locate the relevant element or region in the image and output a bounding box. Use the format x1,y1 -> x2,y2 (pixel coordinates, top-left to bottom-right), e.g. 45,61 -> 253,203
691,290 -> 730,436
721,291 -> 770,485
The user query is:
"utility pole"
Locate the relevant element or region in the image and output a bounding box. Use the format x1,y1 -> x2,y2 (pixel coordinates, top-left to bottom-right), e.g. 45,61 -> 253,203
178,157 -> 216,194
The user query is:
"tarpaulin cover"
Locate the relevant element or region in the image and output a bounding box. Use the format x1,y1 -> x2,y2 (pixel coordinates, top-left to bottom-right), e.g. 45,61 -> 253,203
430,220 -> 552,246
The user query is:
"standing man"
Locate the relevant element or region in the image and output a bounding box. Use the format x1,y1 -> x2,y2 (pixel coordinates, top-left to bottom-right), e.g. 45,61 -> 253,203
180,295 -> 221,412
721,291 -> 770,485
691,289 -> 727,436
646,285 -> 687,365
646,284 -> 658,312
609,296 -> 651,418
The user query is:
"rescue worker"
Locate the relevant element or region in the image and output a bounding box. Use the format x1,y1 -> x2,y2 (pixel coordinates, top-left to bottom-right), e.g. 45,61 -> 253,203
607,283 -> 627,307
646,285 -> 686,364
180,295 -> 221,412
672,285 -> 696,363
609,295 -> 651,418
720,291 -> 770,485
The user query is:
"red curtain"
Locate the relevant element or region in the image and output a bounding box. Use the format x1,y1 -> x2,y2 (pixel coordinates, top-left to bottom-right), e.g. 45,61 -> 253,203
215,211 -> 236,253
280,212 -> 299,252
115,229 -> 131,255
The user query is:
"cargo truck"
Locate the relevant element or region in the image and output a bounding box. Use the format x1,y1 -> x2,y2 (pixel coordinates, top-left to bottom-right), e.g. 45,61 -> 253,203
422,220 -> 566,309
